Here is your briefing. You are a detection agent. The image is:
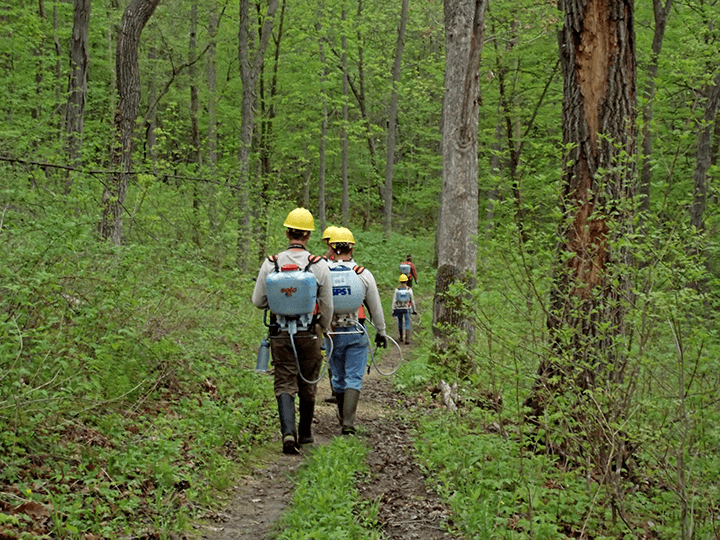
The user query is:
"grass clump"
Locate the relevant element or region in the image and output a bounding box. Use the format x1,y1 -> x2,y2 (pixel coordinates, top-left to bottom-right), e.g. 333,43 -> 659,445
272,436 -> 383,540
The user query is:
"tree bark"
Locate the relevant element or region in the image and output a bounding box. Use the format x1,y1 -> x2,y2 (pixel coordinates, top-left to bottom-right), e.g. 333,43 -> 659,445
639,0 -> 673,216
99,0 -> 161,244
383,0 -> 409,238
236,0 -> 279,268
65,0 -> 90,177
690,71 -> 720,231
528,0 -> 637,411
341,4 -> 350,226
316,8 -> 328,233
433,0 -> 487,350
207,3 -> 218,168
190,0 -> 201,246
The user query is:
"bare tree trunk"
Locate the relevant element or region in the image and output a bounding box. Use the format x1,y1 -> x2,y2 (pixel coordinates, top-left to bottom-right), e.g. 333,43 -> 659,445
316,8 -> 328,232
65,0 -> 90,181
144,45 -> 157,165
53,2 -> 63,121
639,0 -> 673,216
350,0 -> 381,228
433,0 -> 487,353
33,0 -> 46,124
485,107 -> 503,235
190,0 -> 201,247
236,0 -> 279,268
690,71 -> 720,231
207,3 -> 218,168
383,0 -> 409,237
99,0 -> 161,244
341,4 -> 350,226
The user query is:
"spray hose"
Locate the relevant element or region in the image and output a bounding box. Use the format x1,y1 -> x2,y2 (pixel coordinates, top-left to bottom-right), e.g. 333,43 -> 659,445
364,319 -> 404,376
266,311 -> 404,383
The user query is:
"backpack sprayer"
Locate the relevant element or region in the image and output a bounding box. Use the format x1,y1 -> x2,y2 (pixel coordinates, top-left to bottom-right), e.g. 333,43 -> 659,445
256,259 -> 328,384
328,264 -> 404,377
256,261 -> 405,379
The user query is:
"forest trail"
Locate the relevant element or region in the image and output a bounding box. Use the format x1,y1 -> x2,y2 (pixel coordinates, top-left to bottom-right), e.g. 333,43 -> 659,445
198,304 -> 457,540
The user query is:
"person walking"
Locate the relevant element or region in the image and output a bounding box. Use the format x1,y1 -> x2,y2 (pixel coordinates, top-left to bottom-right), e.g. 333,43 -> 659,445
321,225 -> 339,261
326,227 -> 387,435
400,254 -> 418,287
392,274 -> 417,344
321,225 -> 340,404
251,208 -> 334,454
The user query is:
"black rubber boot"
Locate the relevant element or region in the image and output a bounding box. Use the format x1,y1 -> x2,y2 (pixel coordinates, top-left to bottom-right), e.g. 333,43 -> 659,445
335,391 -> 344,427
277,394 -> 299,454
341,389 -> 360,435
398,327 -> 404,343
298,398 -> 315,445
405,330 -> 410,344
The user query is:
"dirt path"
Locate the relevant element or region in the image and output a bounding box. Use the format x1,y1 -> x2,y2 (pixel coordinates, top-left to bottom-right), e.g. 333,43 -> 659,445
198,322 -> 456,540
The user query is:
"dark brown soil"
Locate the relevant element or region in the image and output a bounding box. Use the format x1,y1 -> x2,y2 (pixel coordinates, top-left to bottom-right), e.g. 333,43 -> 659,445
197,322 -> 457,540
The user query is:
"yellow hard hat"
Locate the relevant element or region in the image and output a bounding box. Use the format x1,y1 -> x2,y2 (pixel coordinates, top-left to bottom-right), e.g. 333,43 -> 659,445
322,226 -> 339,241
283,208 -> 315,231
329,227 -> 355,245
399,274 -> 409,282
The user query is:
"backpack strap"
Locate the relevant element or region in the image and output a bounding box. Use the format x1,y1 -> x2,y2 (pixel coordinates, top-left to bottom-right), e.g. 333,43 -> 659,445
268,254 -> 280,273
304,254 -> 322,272
353,265 -> 365,274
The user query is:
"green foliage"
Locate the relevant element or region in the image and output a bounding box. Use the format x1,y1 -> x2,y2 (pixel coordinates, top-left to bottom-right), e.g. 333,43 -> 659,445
272,437 -> 382,540
0,173 -> 276,537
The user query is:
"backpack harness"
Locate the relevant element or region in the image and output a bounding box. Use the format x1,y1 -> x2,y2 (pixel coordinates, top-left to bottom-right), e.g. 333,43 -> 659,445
329,263 -> 366,328
265,253 -> 322,334
262,252 -> 329,385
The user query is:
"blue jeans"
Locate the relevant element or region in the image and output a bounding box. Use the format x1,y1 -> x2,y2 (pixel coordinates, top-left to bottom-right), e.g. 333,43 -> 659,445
393,308 -> 411,332
329,326 -> 370,392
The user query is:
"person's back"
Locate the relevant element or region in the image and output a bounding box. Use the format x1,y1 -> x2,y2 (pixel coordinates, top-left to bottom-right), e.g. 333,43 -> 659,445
251,208 -> 332,455
392,274 -> 416,344
401,254 -> 418,287
326,227 -> 387,435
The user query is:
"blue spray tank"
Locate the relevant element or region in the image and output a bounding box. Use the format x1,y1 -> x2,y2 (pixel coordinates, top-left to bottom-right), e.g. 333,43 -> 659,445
396,289 -> 411,304
400,263 -> 411,276
266,263 -> 317,332
330,265 -> 365,314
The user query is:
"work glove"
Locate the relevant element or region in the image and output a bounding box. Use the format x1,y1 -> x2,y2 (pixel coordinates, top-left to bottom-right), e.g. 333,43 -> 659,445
374,334 -> 388,348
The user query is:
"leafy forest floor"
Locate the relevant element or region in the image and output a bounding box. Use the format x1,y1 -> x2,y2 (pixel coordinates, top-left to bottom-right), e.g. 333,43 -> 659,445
197,303 -> 458,540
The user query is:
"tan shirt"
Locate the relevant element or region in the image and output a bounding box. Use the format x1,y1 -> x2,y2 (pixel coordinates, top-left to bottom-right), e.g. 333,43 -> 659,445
252,248 -> 334,332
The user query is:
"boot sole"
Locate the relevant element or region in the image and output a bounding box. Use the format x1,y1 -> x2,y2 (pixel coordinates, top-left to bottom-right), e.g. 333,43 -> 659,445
283,435 -> 300,454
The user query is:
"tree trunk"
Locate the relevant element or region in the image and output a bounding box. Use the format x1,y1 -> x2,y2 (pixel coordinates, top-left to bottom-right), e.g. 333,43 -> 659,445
528,0 -> 637,410
236,0 -> 279,268
207,3 -> 218,168
316,10 -> 328,232
349,0 -> 381,228
144,45 -> 157,165
433,0 -> 487,351
341,4 -> 350,226
190,0 -> 201,246
383,0 -> 409,238
65,0 -> 90,178
690,72 -> 720,231
99,0 -> 161,244
639,0 -> 673,216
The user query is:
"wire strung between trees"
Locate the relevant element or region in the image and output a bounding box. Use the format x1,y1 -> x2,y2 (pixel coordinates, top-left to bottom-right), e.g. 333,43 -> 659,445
0,155 -> 242,189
